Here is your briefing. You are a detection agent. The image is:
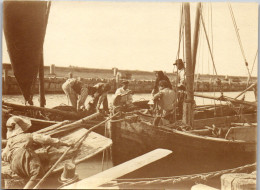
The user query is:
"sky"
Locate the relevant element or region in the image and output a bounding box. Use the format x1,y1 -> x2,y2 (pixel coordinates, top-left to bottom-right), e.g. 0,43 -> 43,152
2,1 -> 258,76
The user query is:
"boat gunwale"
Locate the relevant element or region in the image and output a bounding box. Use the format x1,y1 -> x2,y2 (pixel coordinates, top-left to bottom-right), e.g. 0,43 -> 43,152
118,114 -> 257,145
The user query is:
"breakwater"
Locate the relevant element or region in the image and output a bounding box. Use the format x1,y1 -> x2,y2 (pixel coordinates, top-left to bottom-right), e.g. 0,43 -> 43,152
2,76 -> 254,95
2,63 -> 257,95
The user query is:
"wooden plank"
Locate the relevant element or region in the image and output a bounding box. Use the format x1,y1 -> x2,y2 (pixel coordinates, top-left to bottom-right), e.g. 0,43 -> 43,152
193,113 -> 257,129
225,126 -> 257,142
191,184 -> 219,190
221,173 -> 256,190
62,149 -> 172,189
194,93 -> 257,107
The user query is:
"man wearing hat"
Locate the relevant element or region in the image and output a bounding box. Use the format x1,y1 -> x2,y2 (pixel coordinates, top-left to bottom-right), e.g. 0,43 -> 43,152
2,116 -> 71,189
113,80 -> 133,107
153,80 -> 177,126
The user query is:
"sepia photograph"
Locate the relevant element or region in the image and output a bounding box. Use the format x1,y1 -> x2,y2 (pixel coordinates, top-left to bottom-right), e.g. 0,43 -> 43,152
1,1 -> 258,189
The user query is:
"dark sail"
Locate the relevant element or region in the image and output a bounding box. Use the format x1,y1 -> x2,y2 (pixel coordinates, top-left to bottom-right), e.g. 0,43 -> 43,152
3,1 -> 48,104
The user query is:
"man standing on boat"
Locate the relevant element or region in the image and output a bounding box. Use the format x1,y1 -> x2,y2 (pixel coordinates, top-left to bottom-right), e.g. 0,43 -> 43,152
153,80 -> 176,126
62,78 -> 88,111
89,82 -> 111,113
62,78 -> 110,112
1,116 -> 71,189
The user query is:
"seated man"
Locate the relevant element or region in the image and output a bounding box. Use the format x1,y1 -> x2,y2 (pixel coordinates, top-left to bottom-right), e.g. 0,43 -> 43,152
153,80 -> 177,126
2,116 -> 71,189
113,80 -> 133,107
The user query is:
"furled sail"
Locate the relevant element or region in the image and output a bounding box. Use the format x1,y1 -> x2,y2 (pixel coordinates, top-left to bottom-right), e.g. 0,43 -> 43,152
3,1 -> 49,104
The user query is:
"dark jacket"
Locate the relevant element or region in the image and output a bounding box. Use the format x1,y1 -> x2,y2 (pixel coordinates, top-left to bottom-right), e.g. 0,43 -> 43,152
153,71 -> 172,94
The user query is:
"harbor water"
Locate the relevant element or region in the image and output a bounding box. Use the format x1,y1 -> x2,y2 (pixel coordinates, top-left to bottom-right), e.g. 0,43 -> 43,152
2,91 -> 256,189
2,91 -> 256,108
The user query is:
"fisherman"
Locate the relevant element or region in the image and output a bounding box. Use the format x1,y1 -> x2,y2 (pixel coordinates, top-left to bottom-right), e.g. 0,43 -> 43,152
113,80 -> 133,106
152,80 -> 176,126
176,82 -> 186,119
62,78 -> 88,111
1,116 -> 71,189
88,82 -> 111,114
62,78 -> 110,112
112,80 -> 136,112
151,71 -> 172,96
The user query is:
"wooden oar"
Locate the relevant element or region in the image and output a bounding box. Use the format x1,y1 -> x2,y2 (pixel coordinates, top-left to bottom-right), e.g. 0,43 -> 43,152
234,83 -> 256,99
41,112 -> 102,136
36,120 -> 72,134
32,112 -> 120,189
2,101 -> 79,119
61,149 -> 172,189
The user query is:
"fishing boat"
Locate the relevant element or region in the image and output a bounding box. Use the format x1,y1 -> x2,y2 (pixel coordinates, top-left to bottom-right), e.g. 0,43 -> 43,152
107,2 -> 257,179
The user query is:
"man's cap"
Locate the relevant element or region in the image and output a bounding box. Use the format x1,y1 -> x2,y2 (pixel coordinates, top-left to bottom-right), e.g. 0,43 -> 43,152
6,116 -> 32,132
173,59 -> 185,70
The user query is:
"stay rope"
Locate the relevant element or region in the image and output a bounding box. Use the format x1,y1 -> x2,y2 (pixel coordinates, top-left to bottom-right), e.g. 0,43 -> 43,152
200,5 -> 218,76
227,2 -> 251,78
176,3 -> 184,60
103,163 -> 256,187
250,48 -> 258,76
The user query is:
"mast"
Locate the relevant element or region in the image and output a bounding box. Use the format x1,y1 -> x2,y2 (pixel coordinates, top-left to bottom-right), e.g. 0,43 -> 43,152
192,3 -> 201,75
182,2 -> 194,127
39,2 -> 51,107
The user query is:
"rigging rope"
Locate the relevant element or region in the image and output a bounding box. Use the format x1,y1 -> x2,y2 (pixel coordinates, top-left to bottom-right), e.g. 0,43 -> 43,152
250,48 -> 258,76
103,163 -> 256,187
176,3 -> 184,60
200,6 -> 218,75
227,2 -> 251,78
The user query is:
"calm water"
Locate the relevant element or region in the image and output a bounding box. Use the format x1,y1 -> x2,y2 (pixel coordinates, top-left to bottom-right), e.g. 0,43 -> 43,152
2,91 -> 256,189
2,91 -> 256,108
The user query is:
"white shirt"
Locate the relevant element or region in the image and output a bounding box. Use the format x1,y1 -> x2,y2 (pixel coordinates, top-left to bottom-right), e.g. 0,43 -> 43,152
114,87 -> 133,105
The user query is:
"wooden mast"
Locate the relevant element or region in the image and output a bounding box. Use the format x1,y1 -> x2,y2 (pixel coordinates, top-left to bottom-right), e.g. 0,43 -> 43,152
192,3 -> 201,75
39,2 -> 51,107
182,2 -> 194,127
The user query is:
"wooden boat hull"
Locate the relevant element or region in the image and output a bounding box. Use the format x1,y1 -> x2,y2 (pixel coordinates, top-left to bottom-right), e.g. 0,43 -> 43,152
109,115 -> 256,177
1,128 -> 112,189
2,103 -> 107,138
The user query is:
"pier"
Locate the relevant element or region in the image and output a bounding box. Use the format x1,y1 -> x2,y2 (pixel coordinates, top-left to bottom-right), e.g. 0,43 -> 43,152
2,63 -> 256,95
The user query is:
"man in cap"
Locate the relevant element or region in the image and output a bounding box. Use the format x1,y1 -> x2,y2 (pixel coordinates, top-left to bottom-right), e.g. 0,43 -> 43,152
2,116 -> 71,189
152,80 -> 177,126
113,80 -> 133,107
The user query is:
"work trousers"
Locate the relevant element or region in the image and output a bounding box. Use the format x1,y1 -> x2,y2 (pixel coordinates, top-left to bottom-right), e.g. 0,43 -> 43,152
62,82 -> 78,109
